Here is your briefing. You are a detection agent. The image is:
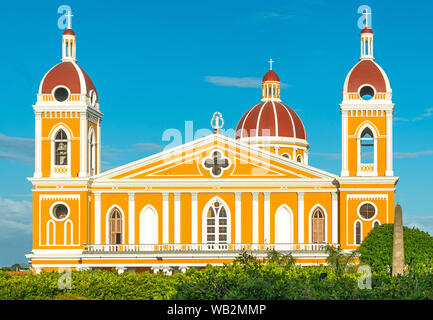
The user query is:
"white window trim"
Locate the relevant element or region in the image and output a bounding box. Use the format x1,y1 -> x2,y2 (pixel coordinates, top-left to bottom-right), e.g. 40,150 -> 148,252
308,204 -> 328,244
49,201 -> 71,222
275,204 -> 294,244
354,219 -> 363,245
357,201 -> 378,221
50,124 -> 72,178
139,204 -> 158,244
105,205 -> 126,245
357,123 -> 378,176
202,196 -> 231,244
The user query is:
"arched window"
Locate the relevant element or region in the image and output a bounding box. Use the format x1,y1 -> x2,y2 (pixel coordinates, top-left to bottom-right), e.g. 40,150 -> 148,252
297,155 -> 303,163
360,128 -> 374,164
54,129 -> 68,165
282,153 -> 291,159
206,200 -> 228,244
109,208 -> 123,244
373,220 -> 380,228
355,221 -> 362,245
312,208 -> 325,243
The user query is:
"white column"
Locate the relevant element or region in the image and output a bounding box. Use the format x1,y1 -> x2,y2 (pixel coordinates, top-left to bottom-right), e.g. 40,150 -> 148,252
252,192 -> 259,244
341,111 -> 349,176
128,193 -> 135,244
94,193 -> 101,244
174,193 -> 181,243
331,192 -> 338,244
79,112 -> 88,177
34,112 -> 42,178
385,110 -> 394,176
191,193 -> 198,243
235,193 -> 242,243
304,151 -> 309,165
97,119 -> 101,174
162,193 -> 169,243
264,193 -> 270,244
297,192 -> 304,243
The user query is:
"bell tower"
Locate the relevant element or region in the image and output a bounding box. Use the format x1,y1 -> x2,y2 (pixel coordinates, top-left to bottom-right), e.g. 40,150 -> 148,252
33,21 -> 102,179
340,24 -> 394,177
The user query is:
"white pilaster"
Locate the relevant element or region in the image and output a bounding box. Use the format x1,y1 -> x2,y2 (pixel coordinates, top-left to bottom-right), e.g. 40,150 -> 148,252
341,111 -> 349,176
174,193 -> 181,244
297,192 -> 304,243
252,192 -> 259,244
79,111 -> 88,177
331,192 -> 338,244
97,118 -> 101,174
128,193 -> 135,244
34,112 -> 42,178
385,110 -> 394,176
235,193 -> 241,243
94,193 -> 101,244
191,193 -> 198,244
264,192 -> 270,244
162,193 -> 169,243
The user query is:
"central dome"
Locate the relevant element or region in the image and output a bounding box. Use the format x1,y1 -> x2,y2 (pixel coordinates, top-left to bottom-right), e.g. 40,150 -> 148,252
234,66 -> 309,164
235,101 -> 306,140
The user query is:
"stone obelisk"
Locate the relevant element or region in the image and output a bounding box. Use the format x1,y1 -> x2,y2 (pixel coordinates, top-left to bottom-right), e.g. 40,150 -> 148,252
392,203 -> 404,276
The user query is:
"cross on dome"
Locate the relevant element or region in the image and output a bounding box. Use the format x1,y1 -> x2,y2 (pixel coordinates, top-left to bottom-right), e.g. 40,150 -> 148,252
268,59 -> 274,70
362,7 -> 372,28
65,10 -> 73,30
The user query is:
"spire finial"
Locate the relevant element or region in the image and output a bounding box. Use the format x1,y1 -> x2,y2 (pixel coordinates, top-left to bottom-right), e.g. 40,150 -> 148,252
65,10 -> 73,30
362,7 -> 372,28
211,112 -> 224,134
268,59 -> 274,70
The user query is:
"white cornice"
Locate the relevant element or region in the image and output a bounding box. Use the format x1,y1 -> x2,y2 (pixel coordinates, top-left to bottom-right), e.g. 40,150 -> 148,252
337,176 -> 399,185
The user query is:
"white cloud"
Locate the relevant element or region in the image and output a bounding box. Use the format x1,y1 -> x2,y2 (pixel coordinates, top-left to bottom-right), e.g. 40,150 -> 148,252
205,76 -> 291,89
394,107 -> 433,122
0,133 -> 34,164
395,150 -> 433,159
404,215 -> 433,236
0,197 -> 32,239
204,76 -> 262,88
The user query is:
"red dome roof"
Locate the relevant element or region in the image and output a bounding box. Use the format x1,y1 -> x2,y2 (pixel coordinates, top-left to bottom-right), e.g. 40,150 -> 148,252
39,61 -> 97,98
235,101 -> 307,140
361,27 -> 373,34
262,70 -> 280,82
345,59 -> 388,93
63,28 -> 75,36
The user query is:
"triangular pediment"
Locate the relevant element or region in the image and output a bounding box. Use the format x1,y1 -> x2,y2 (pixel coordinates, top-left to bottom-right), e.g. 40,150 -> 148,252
93,134 -> 338,182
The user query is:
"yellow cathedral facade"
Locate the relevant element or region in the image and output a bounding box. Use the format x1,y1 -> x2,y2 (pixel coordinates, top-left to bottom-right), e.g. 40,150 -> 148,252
26,21 -> 398,274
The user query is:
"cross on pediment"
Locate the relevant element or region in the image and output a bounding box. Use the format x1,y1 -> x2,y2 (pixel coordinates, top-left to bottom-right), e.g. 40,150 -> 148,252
203,150 -> 230,177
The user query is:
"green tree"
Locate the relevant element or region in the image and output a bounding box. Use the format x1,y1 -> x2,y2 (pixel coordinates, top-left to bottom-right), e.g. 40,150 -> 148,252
359,224 -> 433,273
325,245 -> 358,276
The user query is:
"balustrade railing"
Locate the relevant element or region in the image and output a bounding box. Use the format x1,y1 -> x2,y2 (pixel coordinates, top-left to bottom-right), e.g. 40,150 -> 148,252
83,243 -> 338,253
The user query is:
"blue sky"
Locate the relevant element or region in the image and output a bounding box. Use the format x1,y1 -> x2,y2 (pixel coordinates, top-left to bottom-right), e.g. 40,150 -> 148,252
0,0 -> 432,266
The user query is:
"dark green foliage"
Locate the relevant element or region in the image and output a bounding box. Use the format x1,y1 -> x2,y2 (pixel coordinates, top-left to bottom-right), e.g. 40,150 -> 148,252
0,250 -> 433,300
325,245 -> 358,276
359,224 -> 433,273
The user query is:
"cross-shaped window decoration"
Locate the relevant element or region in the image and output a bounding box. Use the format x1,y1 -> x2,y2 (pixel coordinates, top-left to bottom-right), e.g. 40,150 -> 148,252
203,150 -> 230,177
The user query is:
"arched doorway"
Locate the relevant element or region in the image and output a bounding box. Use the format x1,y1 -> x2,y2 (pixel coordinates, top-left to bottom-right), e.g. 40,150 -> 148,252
275,205 -> 293,245
140,206 -> 158,244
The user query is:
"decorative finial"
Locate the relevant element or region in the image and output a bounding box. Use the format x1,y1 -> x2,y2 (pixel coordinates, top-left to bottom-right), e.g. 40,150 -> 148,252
66,10 -> 73,29
268,59 -> 274,70
362,7 -> 371,28
211,112 -> 224,134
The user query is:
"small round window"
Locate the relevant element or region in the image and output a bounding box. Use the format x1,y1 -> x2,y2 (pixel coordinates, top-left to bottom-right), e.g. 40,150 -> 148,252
359,86 -> 375,100
52,203 -> 69,220
359,203 -> 376,220
54,87 -> 69,102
